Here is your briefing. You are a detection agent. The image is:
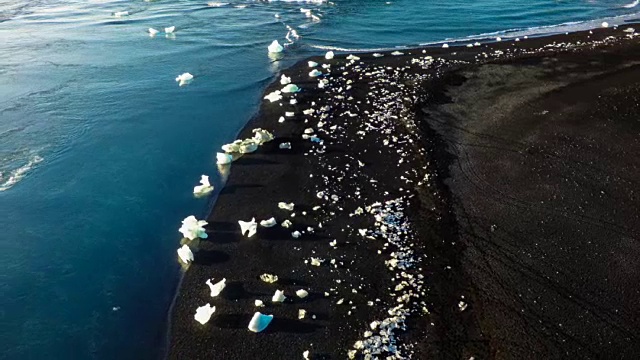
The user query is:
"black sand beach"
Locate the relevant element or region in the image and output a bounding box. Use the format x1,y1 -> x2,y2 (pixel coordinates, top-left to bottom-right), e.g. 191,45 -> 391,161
169,26 -> 640,359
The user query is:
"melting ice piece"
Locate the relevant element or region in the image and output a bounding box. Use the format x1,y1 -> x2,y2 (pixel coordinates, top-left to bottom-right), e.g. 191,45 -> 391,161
238,218 -> 258,238
279,142 -> 291,149
260,217 -> 277,227
391,51 -> 404,55
296,289 -> 309,298
442,43 -> 449,48
165,26 -> 176,34
602,21 -> 609,28
298,309 -> 307,319
179,216 -> 208,240
325,51 -> 334,59
255,299 -> 264,307
495,36 -> 502,42
308,61 -> 318,67
175,72 -> 194,86
248,312 -> 273,332
268,40 -> 284,53
194,303 -> 216,325
309,69 -> 322,77
177,244 -> 194,263
372,53 -> 384,57
252,128 -> 275,144
148,28 -> 159,36
278,202 -> 294,211
216,152 -> 233,165
281,219 -> 292,228
264,90 -> 283,103
206,278 -> 226,297
280,75 -> 292,85
239,139 -> 259,154
303,350 -> 310,360
346,54 -> 360,60
281,84 -> 300,93
260,273 -> 278,283
193,175 -> 214,196
114,11 -> 129,17
272,290 -> 286,303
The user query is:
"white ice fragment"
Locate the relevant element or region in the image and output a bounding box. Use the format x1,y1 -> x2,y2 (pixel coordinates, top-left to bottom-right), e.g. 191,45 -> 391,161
281,219 -> 292,228
325,51 -> 334,59
238,218 -> 258,238
281,84 -> 300,93
391,51 -> 404,55
346,54 -> 360,60
280,74 -> 292,85
177,244 -> 194,263
285,111 -> 295,117
272,289 -> 286,303
205,278 -> 226,297
292,231 -> 301,238
114,11 -> 129,17
179,216 -> 208,240
193,175 -> 214,196
278,202 -> 295,211
148,28 -> 159,36
442,43 -> 449,48
175,72 -> 194,86
602,21 -> 609,28
309,69 -> 322,77
268,40 -> 284,53
248,312 -> 273,332
264,90 -> 283,103
279,142 -> 291,149
372,53 -> 383,57
296,289 -> 309,298
194,303 -> 216,325
308,61 -> 318,67
298,309 -> 307,319
260,273 -> 278,283
260,217 -> 277,227
216,152 -> 233,165
495,36 -> 501,42
303,350 -> 310,359
255,299 -> 264,307
252,128 -> 275,144
165,26 -> 176,34
310,257 -> 322,266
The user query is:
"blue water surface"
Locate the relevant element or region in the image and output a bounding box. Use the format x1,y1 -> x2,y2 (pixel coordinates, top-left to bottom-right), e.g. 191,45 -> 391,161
1,0 -> 638,358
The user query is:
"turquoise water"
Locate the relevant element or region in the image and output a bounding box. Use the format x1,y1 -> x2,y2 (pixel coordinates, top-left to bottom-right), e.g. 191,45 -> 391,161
1,0 -> 638,358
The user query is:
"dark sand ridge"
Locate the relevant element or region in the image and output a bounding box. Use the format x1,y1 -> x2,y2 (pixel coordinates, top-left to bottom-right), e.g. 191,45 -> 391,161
169,25 -> 640,359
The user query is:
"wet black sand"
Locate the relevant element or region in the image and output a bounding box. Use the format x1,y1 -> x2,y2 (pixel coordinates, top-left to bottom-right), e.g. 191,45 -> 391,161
169,26 -> 640,359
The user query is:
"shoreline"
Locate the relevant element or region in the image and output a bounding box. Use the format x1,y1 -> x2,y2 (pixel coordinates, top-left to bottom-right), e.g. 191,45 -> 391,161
168,24 -> 640,359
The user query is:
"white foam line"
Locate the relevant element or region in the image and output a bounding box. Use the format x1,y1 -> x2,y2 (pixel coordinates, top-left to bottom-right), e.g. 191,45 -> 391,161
623,0 -> 639,9
0,155 -> 43,191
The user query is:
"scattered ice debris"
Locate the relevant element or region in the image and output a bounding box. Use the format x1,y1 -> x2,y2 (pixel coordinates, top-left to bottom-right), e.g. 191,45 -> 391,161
268,40 -> 284,53
309,69 -> 322,77
310,257 -> 323,266
238,218 -> 258,238
278,202 -> 295,211
165,26 -> 176,34
260,217 -> 277,227
623,27 -> 635,33
206,278 -> 226,297
194,303 -> 216,325
264,90 -> 283,103
179,216 -> 208,240
272,290 -> 286,303
280,74 -> 292,85
148,28 -> 159,36
255,300 -> 264,307
175,72 -> 193,86
281,219 -> 293,228
260,273 -> 279,283
458,300 -> 468,312
296,289 -> 309,298
193,175 -> 213,196
281,84 -> 301,93
248,312 -> 273,333
216,152 -> 233,165
298,309 -> 307,319
308,61 -> 318,67
279,142 -> 292,150
177,244 -> 194,264
325,51 -> 334,59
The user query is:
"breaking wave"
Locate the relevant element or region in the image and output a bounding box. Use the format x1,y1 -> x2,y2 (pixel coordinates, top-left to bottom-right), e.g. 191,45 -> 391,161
0,155 -> 43,192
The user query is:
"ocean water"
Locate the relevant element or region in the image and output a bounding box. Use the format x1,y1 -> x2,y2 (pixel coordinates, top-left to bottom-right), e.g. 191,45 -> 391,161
1,0 -> 638,358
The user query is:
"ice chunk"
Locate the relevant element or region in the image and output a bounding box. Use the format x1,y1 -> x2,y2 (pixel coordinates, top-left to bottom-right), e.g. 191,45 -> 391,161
280,75 -> 291,85
309,69 -> 322,77
296,289 -> 309,298
114,11 -> 129,17
179,216 -> 208,240
216,152 -> 233,165
308,61 -> 318,67
248,312 -> 273,332
278,202 -> 294,211
175,72 -> 193,86
260,273 -> 278,283
325,51 -> 334,59
264,90 -> 283,103
281,84 -> 300,93
205,278 -> 226,297
346,54 -> 360,60
238,218 -> 258,238
177,244 -> 194,263
260,217 -> 277,227
255,299 -> 264,307
252,128 -> 275,145
601,21 -> 609,28
165,26 -> 176,34
148,28 -> 159,36
272,290 -> 286,303
268,40 -> 284,53
193,175 -> 214,196
194,303 -> 216,325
